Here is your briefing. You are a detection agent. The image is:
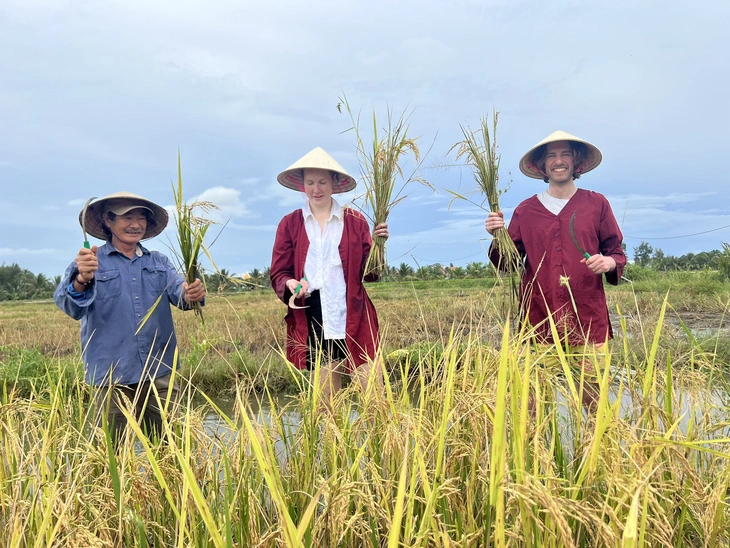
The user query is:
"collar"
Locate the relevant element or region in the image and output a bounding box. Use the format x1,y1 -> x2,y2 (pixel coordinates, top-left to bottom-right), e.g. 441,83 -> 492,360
302,197 -> 344,222
101,241 -> 147,257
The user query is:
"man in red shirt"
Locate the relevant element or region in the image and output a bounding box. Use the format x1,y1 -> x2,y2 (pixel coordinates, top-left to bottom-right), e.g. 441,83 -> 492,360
486,131 -> 626,411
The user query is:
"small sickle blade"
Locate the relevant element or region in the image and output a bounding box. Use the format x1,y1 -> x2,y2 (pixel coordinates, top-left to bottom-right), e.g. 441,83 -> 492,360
288,280 -> 309,309
81,196 -> 98,249
569,211 -> 591,260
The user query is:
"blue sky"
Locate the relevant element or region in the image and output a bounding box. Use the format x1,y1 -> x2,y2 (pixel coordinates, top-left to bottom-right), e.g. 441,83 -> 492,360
2,0 -> 728,278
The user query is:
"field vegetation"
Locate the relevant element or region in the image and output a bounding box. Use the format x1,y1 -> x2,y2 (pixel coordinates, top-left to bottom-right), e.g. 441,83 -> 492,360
2,269 -> 730,545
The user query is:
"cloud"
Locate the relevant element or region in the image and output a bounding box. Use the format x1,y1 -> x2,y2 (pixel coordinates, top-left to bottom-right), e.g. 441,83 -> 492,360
2,0 -> 729,276
194,186 -> 250,218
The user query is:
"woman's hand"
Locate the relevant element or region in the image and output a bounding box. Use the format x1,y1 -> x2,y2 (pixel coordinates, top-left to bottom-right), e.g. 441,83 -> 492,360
286,277 -> 309,296
373,223 -> 389,240
485,211 -> 504,236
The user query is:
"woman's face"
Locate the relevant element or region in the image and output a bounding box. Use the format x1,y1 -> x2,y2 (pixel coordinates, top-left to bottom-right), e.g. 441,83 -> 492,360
302,168 -> 334,207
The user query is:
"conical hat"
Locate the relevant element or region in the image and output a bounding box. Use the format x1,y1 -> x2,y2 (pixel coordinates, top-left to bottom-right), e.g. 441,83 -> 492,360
519,130 -> 602,180
277,147 -> 356,193
78,192 -> 169,240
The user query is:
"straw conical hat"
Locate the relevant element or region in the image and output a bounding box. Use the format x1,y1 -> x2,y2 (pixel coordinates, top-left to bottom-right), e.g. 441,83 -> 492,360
277,147 -> 356,193
78,192 -> 169,240
519,130 -> 602,180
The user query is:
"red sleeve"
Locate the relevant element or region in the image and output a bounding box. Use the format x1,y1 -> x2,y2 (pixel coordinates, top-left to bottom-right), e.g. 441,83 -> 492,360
270,213 -> 296,303
598,197 -> 626,286
360,215 -> 378,283
344,209 -> 377,282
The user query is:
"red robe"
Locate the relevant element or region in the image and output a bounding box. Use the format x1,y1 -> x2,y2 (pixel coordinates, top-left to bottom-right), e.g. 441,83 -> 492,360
270,207 -> 380,371
491,189 -> 626,346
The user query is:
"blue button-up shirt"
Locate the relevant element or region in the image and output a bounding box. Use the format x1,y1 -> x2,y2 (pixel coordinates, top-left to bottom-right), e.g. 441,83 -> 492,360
54,242 -> 199,386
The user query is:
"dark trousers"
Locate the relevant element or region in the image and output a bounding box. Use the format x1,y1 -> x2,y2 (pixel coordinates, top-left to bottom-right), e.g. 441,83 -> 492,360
92,374 -> 179,444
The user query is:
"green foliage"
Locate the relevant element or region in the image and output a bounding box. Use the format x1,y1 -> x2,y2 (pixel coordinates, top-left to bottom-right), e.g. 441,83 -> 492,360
179,334 -> 297,395
622,267 -> 730,297
623,263 -> 658,282
0,263 -> 57,301
0,345 -> 81,396
633,241 -> 654,267
718,242 -> 730,281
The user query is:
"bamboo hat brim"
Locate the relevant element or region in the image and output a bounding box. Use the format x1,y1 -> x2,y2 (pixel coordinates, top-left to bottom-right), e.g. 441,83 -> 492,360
277,147 -> 356,193
519,130 -> 602,180
78,192 -> 169,240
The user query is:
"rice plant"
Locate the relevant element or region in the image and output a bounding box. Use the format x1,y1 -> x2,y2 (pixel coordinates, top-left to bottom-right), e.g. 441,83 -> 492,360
2,287 -> 730,545
450,111 -> 522,322
171,151 -> 219,324
340,95 -> 431,278
450,112 -> 521,273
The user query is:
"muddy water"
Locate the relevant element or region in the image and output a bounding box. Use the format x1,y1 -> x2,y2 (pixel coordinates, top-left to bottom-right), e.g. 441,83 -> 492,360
199,379 -> 730,450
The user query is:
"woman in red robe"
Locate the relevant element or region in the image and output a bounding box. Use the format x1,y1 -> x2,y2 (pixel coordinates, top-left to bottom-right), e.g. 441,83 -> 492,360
270,147 -> 388,403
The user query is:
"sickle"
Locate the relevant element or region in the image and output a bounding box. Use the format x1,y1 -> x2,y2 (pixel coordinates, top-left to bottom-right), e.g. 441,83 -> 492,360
81,196 -> 98,249
569,210 -> 591,260
288,278 -> 309,309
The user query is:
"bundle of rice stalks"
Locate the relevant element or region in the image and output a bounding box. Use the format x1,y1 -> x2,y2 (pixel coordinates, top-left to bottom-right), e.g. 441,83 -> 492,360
451,112 -> 522,275
171,152 -> 219,324
341,96 -> 430,279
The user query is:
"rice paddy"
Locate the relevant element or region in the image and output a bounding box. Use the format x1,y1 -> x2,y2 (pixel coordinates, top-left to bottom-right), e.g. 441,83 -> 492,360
2,276 -> 730,546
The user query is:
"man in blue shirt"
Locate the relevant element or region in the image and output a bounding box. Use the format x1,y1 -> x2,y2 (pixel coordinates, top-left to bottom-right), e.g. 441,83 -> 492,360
55,192 -> 205,443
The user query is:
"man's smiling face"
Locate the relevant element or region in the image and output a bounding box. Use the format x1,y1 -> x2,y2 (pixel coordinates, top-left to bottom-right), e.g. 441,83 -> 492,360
105,208 -> 148,248
544,141 -> 575,185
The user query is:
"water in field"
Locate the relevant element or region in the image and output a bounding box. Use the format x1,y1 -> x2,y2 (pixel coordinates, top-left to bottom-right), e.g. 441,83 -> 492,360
199,376 -> 730,452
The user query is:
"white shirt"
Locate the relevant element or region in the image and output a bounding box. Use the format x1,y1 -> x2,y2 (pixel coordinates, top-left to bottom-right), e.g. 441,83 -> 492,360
303,198 -> 347,339
537,190 -> 570,215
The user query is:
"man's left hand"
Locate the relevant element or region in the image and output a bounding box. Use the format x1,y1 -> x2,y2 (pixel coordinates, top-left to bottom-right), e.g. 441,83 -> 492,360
183,278 -> 206,304
581,255 -> 617,275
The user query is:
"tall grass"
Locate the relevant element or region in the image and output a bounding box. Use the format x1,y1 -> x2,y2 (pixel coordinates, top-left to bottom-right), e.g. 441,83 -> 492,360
2,287 -> 730,545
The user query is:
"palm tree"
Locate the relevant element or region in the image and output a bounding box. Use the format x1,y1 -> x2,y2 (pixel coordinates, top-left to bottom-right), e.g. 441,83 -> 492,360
30,273 -> 50,298
398,262 -> 414,279
466,261 -> 486,278
249,268 -> 263,290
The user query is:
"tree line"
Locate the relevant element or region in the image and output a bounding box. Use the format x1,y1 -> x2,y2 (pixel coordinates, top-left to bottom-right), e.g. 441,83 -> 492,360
632,241 -> 730,277
4,242 -> 730,300
0,264 -> 61,301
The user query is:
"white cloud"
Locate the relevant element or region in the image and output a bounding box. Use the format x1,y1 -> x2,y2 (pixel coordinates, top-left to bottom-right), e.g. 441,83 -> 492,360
194,186 -> 250,218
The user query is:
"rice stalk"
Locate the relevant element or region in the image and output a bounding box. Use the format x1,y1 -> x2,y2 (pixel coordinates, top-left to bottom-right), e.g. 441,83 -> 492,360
340,95 -> 430,279
450,112 -> 522,321
171,151 -> 219,324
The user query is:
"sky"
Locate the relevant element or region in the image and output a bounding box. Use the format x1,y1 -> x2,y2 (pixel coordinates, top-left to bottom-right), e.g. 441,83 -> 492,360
2,0 -> 729,279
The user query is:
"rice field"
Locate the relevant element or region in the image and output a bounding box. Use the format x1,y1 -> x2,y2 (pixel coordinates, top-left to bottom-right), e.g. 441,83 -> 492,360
2,277 -> 730,546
